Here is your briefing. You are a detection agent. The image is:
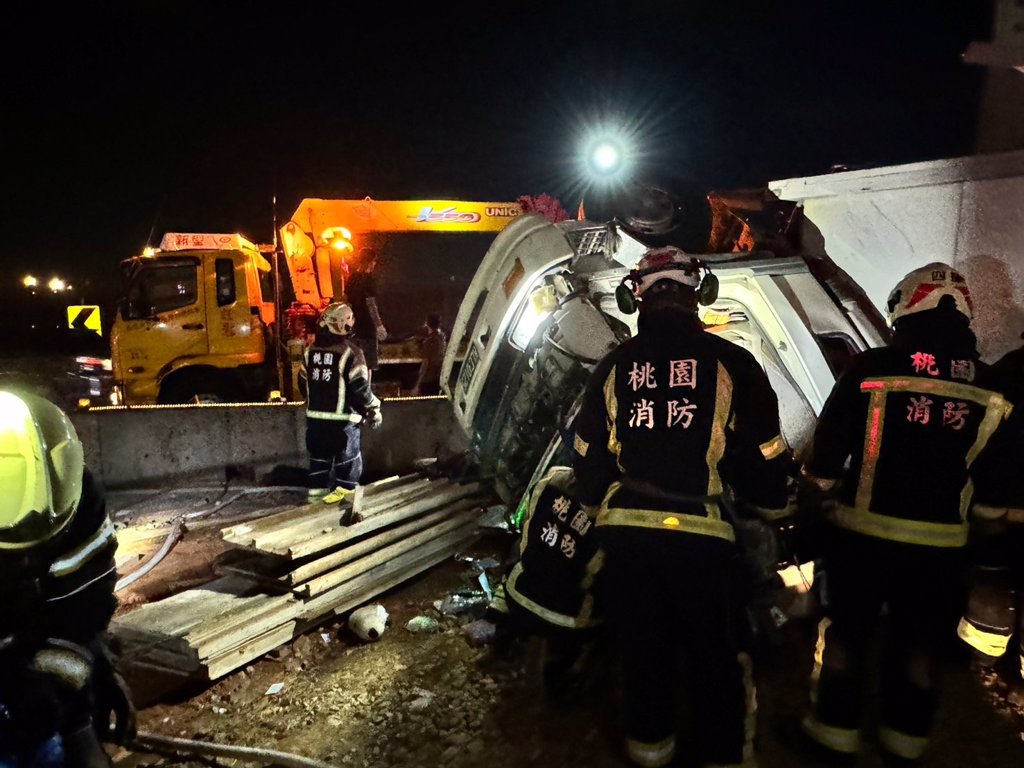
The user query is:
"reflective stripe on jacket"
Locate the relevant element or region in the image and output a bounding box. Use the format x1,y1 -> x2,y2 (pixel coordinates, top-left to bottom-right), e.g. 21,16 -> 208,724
503,467 -> 604,630
573,316 -> 790,540
305,336 -> 381,422
803,340 -> 1012,547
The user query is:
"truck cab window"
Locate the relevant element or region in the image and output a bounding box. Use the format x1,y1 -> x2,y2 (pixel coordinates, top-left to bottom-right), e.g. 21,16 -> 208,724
215,259 -> 237,306
815,332 -> 858,377
125,265 -> 198,319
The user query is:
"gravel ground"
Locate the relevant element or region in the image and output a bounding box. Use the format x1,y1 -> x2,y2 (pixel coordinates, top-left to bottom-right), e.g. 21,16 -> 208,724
105,489 -> 1024,768
111,525 -> 1024,768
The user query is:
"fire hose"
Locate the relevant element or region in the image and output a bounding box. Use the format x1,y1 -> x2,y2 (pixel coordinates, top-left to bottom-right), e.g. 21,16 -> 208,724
131,731 -> 337,768
114,486 -> 307,592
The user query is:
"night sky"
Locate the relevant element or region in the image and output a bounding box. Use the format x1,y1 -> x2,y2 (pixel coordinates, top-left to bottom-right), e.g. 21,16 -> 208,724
1,1 -> 993,300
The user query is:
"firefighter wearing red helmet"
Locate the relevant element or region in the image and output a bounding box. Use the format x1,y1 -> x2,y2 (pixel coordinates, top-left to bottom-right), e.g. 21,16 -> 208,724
797,262 -> 1013,762
304,302 -> 382,505
573,246 -> 791,767
0,390 -> 134,767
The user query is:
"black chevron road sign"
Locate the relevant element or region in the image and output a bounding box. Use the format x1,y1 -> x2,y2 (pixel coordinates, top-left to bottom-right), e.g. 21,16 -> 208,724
66,305 -> 102,335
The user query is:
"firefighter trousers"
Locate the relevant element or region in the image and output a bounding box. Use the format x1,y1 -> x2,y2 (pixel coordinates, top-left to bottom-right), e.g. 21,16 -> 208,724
959,528 -> 1023,676
804,529 -> 966,761
599,526 -> 755,768
305,418 -> 363,492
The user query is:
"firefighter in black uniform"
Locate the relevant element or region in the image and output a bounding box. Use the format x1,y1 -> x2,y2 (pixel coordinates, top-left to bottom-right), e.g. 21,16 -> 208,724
797,263 -> 1013,762
304,302 -> 383,504
487,465 -> 604,697
958,337 -> 1024,679
0,390 -> 134,768
573,246 -> 791,768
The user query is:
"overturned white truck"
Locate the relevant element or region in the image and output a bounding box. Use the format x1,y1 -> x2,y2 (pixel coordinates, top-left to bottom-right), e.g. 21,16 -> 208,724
441,149 -> 1024,520
439,208 -> 885,515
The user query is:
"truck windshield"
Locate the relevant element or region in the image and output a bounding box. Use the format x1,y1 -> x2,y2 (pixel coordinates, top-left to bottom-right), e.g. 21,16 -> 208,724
122,262 -> 198,320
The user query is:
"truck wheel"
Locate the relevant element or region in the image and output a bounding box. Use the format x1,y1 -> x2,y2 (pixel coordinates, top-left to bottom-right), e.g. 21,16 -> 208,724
158,371 -> 235,404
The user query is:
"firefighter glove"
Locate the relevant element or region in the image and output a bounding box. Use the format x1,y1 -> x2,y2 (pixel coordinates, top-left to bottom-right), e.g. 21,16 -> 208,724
91,639 -> 137,745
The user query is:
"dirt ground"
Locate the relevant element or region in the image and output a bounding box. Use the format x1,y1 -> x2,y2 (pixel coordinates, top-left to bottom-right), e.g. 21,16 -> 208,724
108,511 -> 1024,768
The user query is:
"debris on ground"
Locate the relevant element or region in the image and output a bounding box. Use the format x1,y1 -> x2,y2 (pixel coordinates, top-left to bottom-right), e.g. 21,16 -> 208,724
349,604 -> 389,642
461,619 -> 496,647
405,616 -> 440,633
111,472 -> 496,693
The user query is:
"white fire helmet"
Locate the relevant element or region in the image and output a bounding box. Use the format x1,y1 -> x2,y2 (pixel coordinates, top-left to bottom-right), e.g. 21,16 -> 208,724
632,246 -> 702,298
886,262 -> 973,327
0,390 -> 84,550
320,302 -> 355,336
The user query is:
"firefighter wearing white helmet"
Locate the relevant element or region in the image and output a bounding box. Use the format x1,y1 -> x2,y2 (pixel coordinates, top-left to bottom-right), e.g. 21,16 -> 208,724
303,302 -> 382,506
0,390 -> 134,767
574,245 -> 791,767
797,262 -> 1013,761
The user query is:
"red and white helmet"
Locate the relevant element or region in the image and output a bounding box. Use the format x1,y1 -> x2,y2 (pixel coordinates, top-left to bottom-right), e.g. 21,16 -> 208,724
319,302 -> 355,336
631,246 -> 702,297
886,262 -> 973,327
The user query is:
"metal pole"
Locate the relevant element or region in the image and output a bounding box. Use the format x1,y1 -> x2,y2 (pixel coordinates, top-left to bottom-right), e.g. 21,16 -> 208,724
272,195 -> 286,395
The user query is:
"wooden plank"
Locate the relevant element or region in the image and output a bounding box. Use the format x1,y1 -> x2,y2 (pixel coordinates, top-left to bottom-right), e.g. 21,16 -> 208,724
285,497 -> 484,586
188,594 -> 300,659
249,509 -> 347,550
221,474 -> 426,541
113,631 -> 201,671
203,621 -> 300,680
111,576 -> 258,637
222,502 -> 333,544
212,550 -> 292,593
301,510 -> 482,598
259,489 -> 455,560
356,477 -> 439,513
361,473 -> 422,498
299,526 -> 480,620
201,528 -> 479,680
286,481 -> 484,560
245,479 -> 446,553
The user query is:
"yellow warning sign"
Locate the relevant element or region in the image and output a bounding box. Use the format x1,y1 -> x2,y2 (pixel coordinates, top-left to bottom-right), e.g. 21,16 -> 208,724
66,305 -> 102,336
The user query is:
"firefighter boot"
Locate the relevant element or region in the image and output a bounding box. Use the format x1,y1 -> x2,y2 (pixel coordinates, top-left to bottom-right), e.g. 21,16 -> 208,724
322,486 -> 356,505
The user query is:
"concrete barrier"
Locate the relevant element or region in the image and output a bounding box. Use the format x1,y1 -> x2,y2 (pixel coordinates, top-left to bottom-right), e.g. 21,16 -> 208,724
71,398 -> 470,490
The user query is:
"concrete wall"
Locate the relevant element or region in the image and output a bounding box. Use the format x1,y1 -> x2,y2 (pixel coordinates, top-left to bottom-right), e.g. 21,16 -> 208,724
772,151 -> 1024,362
72,398 -> 470,490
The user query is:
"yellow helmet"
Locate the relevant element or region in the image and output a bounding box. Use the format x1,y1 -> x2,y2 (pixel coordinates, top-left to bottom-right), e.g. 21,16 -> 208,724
0,391 -> 84,550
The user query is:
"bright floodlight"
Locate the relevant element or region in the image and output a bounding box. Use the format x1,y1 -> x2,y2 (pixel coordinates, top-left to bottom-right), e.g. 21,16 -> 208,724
577,122 -> 637,186
48,277 -> 66,292
587,138 -> 626,179
592,141 -> 621,174
23,275 -> 38,288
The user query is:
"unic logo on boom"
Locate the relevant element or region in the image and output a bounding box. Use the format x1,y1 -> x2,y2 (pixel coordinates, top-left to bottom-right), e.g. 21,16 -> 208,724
486,205 -> 519,217
413,206 -> 482,224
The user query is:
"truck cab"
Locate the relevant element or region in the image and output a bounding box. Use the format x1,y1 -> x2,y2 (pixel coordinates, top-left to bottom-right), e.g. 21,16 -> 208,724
111,233 -> 275,404
442,211 -> 889,507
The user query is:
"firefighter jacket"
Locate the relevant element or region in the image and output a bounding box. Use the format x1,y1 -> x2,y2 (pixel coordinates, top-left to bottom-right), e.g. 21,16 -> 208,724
304,333 -> 381,424
802,315 -> 1013,549
573,312 -> 791,542
970,343 -> 1024,524
958,344 -> 1024,663
0,468 -> 119,733
496,466 -> 604,631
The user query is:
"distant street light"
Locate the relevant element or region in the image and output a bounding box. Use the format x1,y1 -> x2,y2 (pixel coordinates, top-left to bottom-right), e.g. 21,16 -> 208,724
23,275 -> 38,288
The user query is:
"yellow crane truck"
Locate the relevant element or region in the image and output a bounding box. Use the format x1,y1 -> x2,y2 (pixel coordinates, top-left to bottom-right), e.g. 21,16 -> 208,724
111,199 -> 521,405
